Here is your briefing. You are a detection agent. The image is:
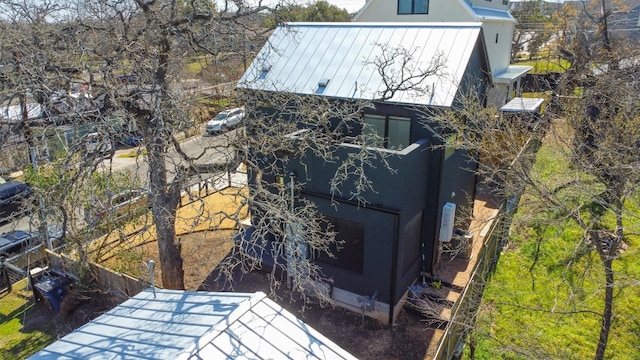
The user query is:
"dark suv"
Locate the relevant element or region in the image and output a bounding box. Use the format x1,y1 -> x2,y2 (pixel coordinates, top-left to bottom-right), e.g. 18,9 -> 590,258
0,177 -> 33,220
0,230 -> 37,258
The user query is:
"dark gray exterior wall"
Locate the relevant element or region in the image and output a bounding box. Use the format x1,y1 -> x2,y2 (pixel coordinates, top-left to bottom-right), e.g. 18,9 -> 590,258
245,34 -> 488,306
285,134 -> 433,304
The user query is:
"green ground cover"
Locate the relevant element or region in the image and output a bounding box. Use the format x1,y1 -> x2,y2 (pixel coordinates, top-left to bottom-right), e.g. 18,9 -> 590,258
516,58 -> 571,74
471,124 -> 640,359
0,280 -> 53,360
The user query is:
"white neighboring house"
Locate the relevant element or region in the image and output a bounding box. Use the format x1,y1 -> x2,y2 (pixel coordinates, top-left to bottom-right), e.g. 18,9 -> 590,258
353,0 -> 532,105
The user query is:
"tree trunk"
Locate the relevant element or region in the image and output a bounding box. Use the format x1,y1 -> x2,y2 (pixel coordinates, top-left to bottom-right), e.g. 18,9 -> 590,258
148,136 -> 184,289
147,34 -> 184,290
595,257 -> 613,360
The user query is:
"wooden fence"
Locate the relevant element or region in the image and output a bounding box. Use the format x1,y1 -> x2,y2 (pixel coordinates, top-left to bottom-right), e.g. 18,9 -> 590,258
46,249 -> 148,298
433,196 -> 517,359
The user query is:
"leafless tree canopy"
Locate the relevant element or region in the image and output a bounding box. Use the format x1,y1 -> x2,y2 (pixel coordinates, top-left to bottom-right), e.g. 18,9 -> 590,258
436,1 -> 640,358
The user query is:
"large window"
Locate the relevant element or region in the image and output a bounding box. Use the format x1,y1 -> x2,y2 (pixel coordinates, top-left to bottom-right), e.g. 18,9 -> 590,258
364,114 -> 411,150
316,216 -> 364,274
402,212 -> 422,274
398,0 -> 428,14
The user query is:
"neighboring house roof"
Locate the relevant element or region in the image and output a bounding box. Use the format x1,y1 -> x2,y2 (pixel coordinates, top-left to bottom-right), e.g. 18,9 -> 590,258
472,6 -> 515,22
500,97 -> 545,113
0,103 -> 44,123
494,65 -> 532,84
28,289 -> 356,360
237,22 -> 486,107
509,0 -> 582,4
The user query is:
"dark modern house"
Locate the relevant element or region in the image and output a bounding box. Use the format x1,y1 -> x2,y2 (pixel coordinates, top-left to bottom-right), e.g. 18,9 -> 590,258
237,22 -> 492,323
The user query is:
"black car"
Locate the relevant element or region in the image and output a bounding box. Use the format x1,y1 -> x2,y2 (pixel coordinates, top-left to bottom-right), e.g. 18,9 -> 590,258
0,177 -> 33,220
117,74 -> 137,83
0,230 -> 37,257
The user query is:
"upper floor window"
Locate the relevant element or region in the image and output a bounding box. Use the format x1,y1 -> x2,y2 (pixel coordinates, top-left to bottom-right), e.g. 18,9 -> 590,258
398,0 -> 428,14
364,114 -> 411,150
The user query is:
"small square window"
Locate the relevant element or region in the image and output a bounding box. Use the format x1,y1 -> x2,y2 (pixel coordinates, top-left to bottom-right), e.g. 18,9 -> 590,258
259,65 -> 271,80
316,79 -> 330,94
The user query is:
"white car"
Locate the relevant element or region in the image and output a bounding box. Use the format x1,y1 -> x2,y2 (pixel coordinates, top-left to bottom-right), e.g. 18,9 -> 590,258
85,188 -> 150,226
85,132 -> 112,155
205,107 -> 245,135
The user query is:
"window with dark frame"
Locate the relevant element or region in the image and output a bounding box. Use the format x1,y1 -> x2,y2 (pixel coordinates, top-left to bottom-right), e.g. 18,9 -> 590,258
398,0 -> 428,14
363,114 -> 411,150
316,216 -> 365,274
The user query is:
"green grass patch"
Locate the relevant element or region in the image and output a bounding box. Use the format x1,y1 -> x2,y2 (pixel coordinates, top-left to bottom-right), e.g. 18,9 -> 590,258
198,97 -> 233,108
117,149 -> 146,158
0,280 -> 54,360
184,55 -> 214,75
472,119 -> 640,359
515,58 -> 571,74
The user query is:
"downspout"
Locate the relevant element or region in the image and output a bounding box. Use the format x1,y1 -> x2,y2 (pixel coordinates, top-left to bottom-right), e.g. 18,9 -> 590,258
388,214 -> 400,327
429,147 -> 445,275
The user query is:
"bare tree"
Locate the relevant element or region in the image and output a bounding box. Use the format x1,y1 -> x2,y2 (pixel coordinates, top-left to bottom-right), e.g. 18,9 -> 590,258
0,0 -> 276,290
433,2 -> 640,358
0,0 -> 421,304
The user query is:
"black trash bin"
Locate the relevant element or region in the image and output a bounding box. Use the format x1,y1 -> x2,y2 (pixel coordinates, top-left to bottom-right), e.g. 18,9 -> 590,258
34,270 -> 71,313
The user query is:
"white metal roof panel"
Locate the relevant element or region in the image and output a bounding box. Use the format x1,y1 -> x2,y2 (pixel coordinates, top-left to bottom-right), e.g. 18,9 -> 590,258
472,6 -> 515,21
494,64 -> 532,81
0,103 -> 44,122
29,289 -> 356,360
500,97 -> 545,113
238,22 -> 485,107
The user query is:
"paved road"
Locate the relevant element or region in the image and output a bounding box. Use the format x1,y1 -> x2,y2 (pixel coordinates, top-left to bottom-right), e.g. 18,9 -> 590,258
0,213 -> 35,234
1,128 -> 244,234
102,128 -> 240,180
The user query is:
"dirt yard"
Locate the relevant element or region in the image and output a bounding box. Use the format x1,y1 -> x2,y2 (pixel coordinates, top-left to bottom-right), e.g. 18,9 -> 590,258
40,184 -> 440,359
201,270 -> 438,360
101,225 -> 438,359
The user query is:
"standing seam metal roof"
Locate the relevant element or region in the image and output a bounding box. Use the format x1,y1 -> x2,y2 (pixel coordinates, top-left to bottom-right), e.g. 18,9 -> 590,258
237,22 -> 485,107
28,289 -> 356,360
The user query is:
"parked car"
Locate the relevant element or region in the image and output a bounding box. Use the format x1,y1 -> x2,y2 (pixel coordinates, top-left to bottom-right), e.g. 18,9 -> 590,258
85,132 -> 112,155
0,230 -> 38,258
205,107 -> 245,135
86,188 -> 150,225
117,74 -> 137,83
119,132 -> 143,147
0,177 -> 33,220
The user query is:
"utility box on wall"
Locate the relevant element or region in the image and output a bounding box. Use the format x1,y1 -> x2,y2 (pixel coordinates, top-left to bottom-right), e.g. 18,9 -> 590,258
439,202 -> 456,243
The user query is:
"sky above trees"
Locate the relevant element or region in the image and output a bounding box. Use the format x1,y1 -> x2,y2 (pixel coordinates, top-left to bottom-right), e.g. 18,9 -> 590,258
215,0 -> 366,13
